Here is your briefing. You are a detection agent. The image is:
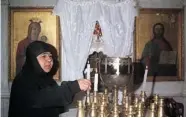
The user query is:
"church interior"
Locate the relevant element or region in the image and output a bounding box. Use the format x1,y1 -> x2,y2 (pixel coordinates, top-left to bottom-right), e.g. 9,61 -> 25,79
1,0 -> 186,117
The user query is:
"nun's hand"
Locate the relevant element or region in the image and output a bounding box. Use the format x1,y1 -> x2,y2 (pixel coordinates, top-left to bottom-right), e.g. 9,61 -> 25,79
77,79 -> 91,91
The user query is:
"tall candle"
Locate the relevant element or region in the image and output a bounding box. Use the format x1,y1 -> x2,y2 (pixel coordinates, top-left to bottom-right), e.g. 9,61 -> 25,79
94,69 -> 98,92
86,62 -> 91,95
142,66 -> 148,91
87,62 -> 90,80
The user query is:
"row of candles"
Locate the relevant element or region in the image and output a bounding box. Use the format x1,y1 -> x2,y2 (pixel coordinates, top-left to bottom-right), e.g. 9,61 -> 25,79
86,61 -> 98,92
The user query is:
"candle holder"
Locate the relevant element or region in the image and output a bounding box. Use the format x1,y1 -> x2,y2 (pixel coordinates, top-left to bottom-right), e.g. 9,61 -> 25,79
157,98 -> 166,117
89,103 -> 97,117
76,100 -> 85,117
86,52 -> 133,92
76,85 -> 170,117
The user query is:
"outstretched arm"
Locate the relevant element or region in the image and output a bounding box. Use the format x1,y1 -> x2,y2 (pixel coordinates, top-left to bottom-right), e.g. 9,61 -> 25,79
31,79 -> 91,108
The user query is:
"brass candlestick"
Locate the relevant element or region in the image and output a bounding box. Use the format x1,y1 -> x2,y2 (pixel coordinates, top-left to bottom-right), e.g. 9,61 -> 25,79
104,88 -> 109,104
85,92 -> 91,116
123,86 -> 128,96
98,104 -> 107,117
111,104 -> 120,117
113,85 -> 118,105
76,100 -> 85,117
136,102 -> 144,117
89,103 -> 97,117
85,91 -> 91,107
93,91 -> 98,104
148,103 -> 156,117
133,95 -> 139,109
101,94 -> 107,106
140,91 -> 147,103
127,105 -> 134,117
153,94 -> 159,106
122,86 -> 128,105
104,87 -> 108,95
157,98 -> 165,117
121,96 -> 129,117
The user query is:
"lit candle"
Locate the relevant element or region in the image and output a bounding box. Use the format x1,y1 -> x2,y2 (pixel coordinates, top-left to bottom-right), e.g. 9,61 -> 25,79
142,66 -> 148,91
94,69 -> 98,92
87,61 -> 90,80
87,61 -> 91,95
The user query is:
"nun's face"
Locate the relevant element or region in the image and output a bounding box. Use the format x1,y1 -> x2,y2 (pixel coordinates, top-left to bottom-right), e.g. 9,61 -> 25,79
37,52 -> 53,73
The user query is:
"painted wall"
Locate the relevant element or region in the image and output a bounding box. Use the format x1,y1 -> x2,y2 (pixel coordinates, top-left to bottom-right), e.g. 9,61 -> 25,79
1,0 -> 186,117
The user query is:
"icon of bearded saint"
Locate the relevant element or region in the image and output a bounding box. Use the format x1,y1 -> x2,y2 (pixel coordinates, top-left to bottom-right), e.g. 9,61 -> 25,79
16,19 -> 41,75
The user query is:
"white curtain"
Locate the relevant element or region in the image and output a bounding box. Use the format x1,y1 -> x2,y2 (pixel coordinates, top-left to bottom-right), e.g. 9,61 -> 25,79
53,0 -> 100,81
98,0 -> 137,57
53,0 -> 137,81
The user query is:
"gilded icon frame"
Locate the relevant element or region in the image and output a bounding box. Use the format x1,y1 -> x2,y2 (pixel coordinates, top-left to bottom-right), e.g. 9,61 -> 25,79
9,7 -> 60,80
134,8 -> 184,81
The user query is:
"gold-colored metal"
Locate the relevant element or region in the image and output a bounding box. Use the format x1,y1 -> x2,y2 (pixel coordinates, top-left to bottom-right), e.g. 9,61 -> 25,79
85,92 -> 91,116
136,102 -> 144,117
75,82 -> 169,117
140,91 -> 147,103
85,92 -> 91,106
98,104 -> 107,117
121,96 -> 129,117
123,86 -> 128,96
76,100 -> 85,117
127,105 -> 134,117
148,103 -> 156,117
122,86 -> 128,105
111,104 -> 120,117
89,103 -> 97,117
113,85 -> 118,105
104,88 -> 109,104
104,87 -> 108,95
75,80 -> 171,118
101,94 -> 107,106
93,91 -> 98,104
157,98 -> 165,117
133,95 -> 139,109
153,94 -> 159,106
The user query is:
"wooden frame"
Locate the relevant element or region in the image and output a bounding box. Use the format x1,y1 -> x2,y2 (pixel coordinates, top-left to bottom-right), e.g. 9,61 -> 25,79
9,7 -> 60,80
134,8 -> 184,81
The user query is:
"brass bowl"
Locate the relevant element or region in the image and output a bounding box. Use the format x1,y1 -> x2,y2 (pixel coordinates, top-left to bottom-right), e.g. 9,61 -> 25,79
99,57 -> 132,88
88,53 -> 133,91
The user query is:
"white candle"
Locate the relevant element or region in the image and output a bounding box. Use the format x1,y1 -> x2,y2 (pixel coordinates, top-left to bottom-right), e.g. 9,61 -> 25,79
142,66 -> 148,91
94,70 -> 98,92
87,62 -> 90,80
116,58 -> 120,75
86,62 -> 91,95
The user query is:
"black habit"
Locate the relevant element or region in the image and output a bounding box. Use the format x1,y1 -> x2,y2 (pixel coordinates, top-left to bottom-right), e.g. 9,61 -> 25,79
8,41 -> 81,117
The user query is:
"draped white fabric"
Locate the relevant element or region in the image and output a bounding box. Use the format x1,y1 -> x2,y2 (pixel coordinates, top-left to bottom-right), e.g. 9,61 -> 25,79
53,0 -> 137,81
98,0 -> 137,57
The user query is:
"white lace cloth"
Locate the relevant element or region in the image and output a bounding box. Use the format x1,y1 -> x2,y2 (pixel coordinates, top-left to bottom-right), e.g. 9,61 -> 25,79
53,0 -> 138,81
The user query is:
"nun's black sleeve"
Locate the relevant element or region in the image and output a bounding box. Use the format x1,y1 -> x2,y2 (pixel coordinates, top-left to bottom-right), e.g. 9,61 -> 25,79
31,80 -> 81,108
